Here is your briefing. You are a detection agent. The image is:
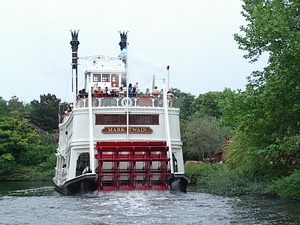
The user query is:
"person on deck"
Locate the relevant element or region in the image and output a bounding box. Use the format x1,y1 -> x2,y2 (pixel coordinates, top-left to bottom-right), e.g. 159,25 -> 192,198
131,87 -> 137,97
105,87 -> 109,97
152,86 -> 160,97
167,91 -> 174,99
134,82 -> 140,94
128,83 -> 133,97
119,87 -> 124,97
145,88 -> 150,96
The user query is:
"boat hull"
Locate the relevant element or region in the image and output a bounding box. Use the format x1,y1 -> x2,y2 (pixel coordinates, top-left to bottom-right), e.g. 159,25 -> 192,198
54,174 -> 98,195
54,173 -> 189,195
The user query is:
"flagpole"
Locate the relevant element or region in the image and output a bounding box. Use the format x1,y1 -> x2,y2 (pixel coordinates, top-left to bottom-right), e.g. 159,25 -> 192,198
118,31 -> 130,140
126,47 -> 130,141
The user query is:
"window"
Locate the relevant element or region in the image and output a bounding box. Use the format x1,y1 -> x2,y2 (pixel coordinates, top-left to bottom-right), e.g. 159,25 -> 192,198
111,74 -> 119,82
111,74 -> 119,87
136,115 -> 142,124
95,114 -> 159,125
104,115 -> 111,124
112,115 -> 119,123
93,74 -> 101,82
144,115 -> 151,124
102,74 -> 110,82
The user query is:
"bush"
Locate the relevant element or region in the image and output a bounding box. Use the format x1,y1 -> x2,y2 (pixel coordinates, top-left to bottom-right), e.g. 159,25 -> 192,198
204,167 -> 266,196
265,170 -> 300,199
0,159 -> 16,180
185,163 -> 267,196
185,162 -> 219,185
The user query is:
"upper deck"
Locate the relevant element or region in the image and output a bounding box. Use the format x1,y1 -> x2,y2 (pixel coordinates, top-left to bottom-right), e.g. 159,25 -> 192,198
75,94 -> 174,108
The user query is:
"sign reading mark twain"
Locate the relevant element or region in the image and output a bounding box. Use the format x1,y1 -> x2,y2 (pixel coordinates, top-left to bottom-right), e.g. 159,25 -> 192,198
102,127 -> 153,134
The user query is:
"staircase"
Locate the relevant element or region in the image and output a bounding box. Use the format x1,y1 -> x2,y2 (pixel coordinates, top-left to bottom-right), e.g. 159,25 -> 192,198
95,141 -> 171,191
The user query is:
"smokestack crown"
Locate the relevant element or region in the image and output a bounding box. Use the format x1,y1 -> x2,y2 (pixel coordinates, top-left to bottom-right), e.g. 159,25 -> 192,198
70,30 -> 80,50
119,30 -> 128,51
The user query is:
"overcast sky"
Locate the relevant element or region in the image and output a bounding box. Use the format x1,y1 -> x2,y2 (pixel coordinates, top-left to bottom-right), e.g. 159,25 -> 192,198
0,0 -> 267,103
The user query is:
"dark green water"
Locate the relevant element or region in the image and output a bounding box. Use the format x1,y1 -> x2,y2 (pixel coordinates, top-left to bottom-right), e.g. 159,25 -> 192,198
0,182 -> 299,225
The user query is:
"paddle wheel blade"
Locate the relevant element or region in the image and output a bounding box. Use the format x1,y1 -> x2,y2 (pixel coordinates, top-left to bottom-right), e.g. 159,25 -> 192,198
95,141 -> 171,191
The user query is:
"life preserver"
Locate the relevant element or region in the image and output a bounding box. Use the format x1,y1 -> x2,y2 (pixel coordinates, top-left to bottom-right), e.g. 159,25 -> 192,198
121,98 -> 133,107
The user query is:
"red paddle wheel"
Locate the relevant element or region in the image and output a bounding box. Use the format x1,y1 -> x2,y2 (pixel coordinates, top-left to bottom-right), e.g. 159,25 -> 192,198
95,141 -> 171,191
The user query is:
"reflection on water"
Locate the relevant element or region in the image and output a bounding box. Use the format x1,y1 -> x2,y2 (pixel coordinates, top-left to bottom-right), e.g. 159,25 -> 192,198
0,182 -> 299,225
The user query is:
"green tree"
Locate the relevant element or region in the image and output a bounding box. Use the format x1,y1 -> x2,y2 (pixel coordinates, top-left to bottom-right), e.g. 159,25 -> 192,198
171,88 -> 195,123
0,112 -> 39,161
30,94 -> 61,131
192,91 -> 223,118
224,0 -> 300,177
0,97 -> 8,116
182,115 -> 230,161
218,88 -> 243,129
5,96 -> 30,117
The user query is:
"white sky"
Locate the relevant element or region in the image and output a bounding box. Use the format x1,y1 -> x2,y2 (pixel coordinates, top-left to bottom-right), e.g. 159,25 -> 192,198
0,0 -> 267,103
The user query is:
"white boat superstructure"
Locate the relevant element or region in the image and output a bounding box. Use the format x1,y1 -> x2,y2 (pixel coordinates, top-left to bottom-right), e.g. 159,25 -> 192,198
53,31 -> 190,195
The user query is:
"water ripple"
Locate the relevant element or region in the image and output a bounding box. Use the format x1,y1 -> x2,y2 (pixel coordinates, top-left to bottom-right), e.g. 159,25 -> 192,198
0,184 -> 299,225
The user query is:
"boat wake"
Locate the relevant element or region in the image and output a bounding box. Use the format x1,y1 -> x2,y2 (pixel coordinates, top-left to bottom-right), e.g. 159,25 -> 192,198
9,186 -> 56,196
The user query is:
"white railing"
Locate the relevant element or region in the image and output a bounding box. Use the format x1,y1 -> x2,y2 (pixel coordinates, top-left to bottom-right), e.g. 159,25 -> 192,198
75,95 -> 173,108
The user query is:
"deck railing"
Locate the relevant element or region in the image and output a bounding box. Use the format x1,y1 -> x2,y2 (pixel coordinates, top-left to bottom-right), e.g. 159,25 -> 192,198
75,95 -> 174,108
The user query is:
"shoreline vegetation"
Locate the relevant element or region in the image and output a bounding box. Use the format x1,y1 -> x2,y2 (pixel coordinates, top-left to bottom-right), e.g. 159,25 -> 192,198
5,162 -> 300,200
185,163 -> 300,200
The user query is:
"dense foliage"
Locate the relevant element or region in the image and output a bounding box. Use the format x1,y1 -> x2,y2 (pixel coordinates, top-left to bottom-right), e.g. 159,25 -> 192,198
182,115 -> 230,161
0,95 -> 59,180
232,1 -> 298,169
265,170 -> 300,199
216,0 -> 300,198
183,1 -> 300,199
172,89 -> 231,161
30,94 -> 61,131
185,163 -> 267,196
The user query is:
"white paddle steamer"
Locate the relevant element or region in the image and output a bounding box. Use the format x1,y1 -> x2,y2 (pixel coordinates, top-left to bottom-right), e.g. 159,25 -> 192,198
53,31 -> 190,195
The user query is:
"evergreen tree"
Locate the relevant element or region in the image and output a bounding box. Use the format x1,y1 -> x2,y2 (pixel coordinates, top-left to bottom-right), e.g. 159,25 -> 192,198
30,94 -> 61,131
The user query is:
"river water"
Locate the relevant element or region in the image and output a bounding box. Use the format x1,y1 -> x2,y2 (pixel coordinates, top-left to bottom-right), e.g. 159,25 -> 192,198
0,182 -> 299,225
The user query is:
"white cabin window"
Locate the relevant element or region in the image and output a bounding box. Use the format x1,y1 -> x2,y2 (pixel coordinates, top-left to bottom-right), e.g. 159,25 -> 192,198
93,74 -> 101,82
102,74 -> 110,82
111,74 -> 119,87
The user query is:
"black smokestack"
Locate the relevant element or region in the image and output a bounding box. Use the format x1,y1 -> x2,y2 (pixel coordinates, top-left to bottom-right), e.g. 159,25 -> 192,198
70,30 -> 80,95
119,31 -> 128,51
70,30 -> 80,69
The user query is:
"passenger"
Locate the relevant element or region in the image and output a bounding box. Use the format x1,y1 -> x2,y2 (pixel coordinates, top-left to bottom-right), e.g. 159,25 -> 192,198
64,107 -> 71,116
82,89 -> 88,98
167,91 -> 174,99
131,87 -> 137,97
119,87 -> 124,97
152,86 -> 159,97
159,89 -> 163,98
58,109 -> 64,123
134,82 -> 140,94
145,88 -> 150,96
105,87 -> 109,97
78,90 -> 84,99
94,86 -> 102,97
128,83 -> 132,96
93,83 -> 99,93
111,89 -> 117,97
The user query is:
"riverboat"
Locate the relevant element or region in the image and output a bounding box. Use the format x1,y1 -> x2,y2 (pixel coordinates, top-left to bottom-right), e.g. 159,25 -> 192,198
53,30 -> 190,195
